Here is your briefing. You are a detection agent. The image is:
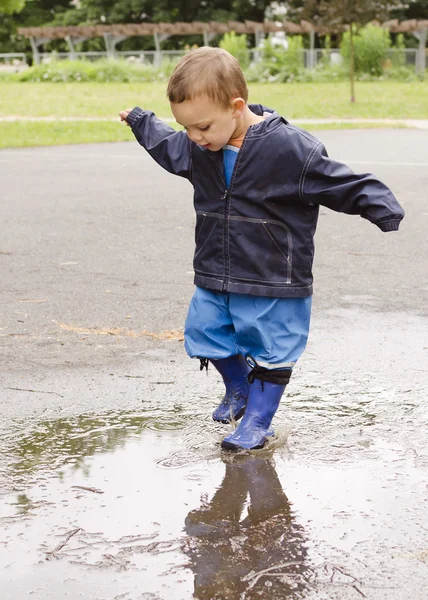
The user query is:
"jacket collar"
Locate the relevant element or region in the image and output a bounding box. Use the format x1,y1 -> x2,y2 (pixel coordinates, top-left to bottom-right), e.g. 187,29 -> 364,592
203,104 -> 286,164
246,104 -> 286,137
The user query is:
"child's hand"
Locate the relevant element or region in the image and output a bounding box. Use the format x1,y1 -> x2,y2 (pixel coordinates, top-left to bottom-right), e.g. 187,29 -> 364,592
119,109 -> 133,125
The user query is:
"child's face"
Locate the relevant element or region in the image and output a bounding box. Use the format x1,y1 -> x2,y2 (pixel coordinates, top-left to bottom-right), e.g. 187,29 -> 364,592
171,96 -> 244,152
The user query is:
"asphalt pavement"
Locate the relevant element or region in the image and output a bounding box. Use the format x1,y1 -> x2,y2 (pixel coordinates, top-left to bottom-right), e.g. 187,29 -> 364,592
1,129 -> 428,599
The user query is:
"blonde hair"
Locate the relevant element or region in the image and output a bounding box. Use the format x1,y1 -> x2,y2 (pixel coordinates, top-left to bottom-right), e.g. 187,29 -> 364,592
167,47 -> 248,108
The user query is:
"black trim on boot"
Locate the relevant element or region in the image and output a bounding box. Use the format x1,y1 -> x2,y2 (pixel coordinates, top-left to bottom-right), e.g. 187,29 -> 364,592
199,358 -> 209,372
246,356 -> 292,386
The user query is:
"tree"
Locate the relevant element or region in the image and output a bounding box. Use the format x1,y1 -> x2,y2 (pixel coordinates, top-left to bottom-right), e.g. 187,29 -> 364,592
48,0 -> 272,26
395,0 -> 428,20
47,0 -> 274,51
0,0 -> 76,57
290,0 -> 404,101
0,0 -> 26,14
1,0 -> 271,55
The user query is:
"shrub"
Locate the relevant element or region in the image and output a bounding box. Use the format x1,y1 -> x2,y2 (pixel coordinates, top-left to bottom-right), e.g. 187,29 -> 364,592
283,36 -> 305,75
294,62 -> 348,83
378,65 -> 418,82
8,46 -> 420,85
391,34 -> 406,68
0,72 -> 14,82
247,35 -> 305,82
341,24 -> 391,76
220,31 -> 250,70
13,57 -> 181,83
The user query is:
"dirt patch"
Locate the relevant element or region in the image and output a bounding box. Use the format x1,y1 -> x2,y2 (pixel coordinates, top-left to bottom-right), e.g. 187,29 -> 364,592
57,322 -> 184,341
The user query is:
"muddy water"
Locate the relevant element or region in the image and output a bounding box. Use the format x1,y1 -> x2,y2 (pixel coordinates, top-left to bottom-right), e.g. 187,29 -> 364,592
1,309 -> 428,600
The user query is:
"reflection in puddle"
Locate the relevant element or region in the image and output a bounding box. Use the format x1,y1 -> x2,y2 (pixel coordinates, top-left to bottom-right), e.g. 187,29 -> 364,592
183,455 -> 308,599
1,367 -> 428,599
0,408 -> 309,599
4,408 -> 193,478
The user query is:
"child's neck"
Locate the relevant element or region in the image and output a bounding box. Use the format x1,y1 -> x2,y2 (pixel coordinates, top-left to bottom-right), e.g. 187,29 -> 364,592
230,106 -> 265,142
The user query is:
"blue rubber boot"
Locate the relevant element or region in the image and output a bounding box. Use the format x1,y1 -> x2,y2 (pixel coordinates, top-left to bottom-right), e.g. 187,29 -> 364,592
221,379 -> 286,450
210,355 -> 251,424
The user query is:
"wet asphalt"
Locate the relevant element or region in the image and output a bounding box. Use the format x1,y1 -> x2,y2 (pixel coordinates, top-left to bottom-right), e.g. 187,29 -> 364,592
1,129 -> 428,599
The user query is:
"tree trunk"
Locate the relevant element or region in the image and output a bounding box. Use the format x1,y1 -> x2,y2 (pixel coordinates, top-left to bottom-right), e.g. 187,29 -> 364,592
349,21 -> 356,103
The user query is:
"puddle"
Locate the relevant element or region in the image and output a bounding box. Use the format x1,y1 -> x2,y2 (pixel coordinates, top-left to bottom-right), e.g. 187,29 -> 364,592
1,390 -> 428,600
1,309 -> 428,599
2,133 -> 428,598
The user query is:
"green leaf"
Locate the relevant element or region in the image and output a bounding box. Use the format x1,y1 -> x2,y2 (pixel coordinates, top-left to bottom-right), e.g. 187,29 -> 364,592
0,0 -> 27,15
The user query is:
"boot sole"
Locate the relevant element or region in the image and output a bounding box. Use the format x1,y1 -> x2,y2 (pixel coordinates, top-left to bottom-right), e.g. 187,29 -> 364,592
212,406 -> 246,425
221,438 -> 266,451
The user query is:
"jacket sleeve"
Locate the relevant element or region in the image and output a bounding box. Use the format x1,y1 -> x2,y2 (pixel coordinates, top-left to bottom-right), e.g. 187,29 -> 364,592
299,141 -> 404,232
126,106 -> 192,181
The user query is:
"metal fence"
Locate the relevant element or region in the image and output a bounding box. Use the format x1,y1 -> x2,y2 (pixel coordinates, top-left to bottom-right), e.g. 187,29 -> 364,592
0,48 -> 423,73
0,53 -> 28,71
34,49 -> 187,65
312,48 -> 418,69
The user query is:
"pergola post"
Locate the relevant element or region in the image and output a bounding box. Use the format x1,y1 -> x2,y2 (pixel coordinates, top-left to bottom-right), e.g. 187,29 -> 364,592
255,30 -> 264,48
103,33 -> 128,59
18,20 -> 428,74
65,36 -> 89,60
29,36 -> 50,65
153,32 -> 170,67
413,28 -> 427,76
309,30 -> 316,69
253,30 -> 264,63
203,31 -> 216,46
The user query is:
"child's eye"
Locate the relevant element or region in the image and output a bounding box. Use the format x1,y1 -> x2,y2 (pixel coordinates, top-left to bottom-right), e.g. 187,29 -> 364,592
200,125 -> 210,132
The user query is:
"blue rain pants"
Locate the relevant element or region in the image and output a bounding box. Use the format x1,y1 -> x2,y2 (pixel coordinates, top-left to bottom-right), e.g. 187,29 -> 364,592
184,287 -> 312,369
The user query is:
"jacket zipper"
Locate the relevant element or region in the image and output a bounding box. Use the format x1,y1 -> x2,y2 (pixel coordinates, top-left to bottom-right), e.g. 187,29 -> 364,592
213,122 -> 260,291
222,188 -> 230,291
220,130 -> 253,292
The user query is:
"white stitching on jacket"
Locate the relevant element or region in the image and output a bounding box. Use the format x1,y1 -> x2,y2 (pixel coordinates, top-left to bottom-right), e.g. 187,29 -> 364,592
299,141 -> 322,202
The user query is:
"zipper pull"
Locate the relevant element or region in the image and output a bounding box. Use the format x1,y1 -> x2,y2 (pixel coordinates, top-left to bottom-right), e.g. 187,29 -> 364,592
222,190 -> 228,200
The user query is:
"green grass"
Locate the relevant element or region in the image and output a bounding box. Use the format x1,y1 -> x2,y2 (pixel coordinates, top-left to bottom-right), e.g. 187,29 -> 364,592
0,121 -> 135,148
251,81 -> 428,119
1,80 -> 427,119
0,82 -> 172,119
0,80 -> 426,148
0,120 -> 409,149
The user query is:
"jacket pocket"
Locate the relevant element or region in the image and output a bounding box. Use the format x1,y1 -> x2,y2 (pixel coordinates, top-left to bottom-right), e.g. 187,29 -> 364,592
194,211 -> 224,276
228,216 -> 292,284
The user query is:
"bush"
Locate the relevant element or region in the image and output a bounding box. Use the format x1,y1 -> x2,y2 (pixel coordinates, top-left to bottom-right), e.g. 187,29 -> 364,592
8,43 -> 420,86
245,35 -> 305,82
341,24 -> 391,76
0,72 -> 14,82
13,57 -> 181,83
294,63 -> 348,83
391,34 -> 406,68
373,65 -> 418,82
219,31 -> 250,70
283,36 -> 305,75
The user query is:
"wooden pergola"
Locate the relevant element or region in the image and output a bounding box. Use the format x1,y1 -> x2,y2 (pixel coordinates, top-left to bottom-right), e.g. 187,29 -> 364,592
18,19 -> 428,73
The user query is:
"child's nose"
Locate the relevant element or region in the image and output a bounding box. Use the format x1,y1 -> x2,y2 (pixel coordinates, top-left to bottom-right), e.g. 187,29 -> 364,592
188,130 -> 203,144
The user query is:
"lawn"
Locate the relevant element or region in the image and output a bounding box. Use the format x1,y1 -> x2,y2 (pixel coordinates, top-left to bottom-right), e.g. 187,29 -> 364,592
1,120 -> 409,150
0,80 -> 427,148
0,121 -> 135,148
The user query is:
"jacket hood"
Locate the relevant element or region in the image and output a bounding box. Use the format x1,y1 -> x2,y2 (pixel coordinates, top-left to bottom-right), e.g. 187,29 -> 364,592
248,103 -> 275,116
247,104 -> 287,136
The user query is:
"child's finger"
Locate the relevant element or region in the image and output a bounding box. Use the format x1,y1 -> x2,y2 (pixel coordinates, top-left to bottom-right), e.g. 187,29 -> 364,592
119,109 -> 133,121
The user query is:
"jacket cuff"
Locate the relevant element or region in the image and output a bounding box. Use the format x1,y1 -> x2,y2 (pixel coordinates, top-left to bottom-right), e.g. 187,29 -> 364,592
376,219 -> 402,232
126,106 -> 144,127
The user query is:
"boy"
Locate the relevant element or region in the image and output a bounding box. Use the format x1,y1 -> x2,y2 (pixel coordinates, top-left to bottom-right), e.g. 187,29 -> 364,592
119,47 -> 404,452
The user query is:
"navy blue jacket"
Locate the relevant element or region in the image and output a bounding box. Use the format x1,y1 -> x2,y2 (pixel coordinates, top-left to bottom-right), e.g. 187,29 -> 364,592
127,104 -> 404,298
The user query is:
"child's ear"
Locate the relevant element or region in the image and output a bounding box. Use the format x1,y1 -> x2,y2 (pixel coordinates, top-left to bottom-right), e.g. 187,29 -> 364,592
231,98 -> 246,118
